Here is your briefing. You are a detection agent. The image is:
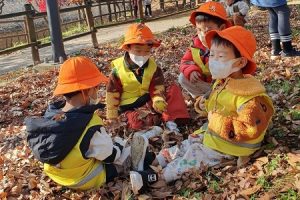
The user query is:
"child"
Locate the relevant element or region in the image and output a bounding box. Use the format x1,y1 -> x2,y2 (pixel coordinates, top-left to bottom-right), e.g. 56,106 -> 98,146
225,0 -> 249,26
251,0 -> 300,58
130,26 -> 274,194
144,0 -> 152,17
106,23 -> 189,132
179,1 -> 231,98
25,57 -> 158,190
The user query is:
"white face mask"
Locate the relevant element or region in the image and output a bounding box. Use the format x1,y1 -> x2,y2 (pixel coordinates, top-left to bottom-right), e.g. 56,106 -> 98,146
198,32 -> 207,47
209,58 -> 241,79
129,53 -> 150,67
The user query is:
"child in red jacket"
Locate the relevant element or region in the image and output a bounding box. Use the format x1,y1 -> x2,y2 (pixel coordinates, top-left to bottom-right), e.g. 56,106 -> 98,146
179,1 -> 231,98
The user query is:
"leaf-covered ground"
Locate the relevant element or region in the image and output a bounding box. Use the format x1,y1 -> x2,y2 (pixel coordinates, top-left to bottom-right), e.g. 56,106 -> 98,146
0,6 -> 300,200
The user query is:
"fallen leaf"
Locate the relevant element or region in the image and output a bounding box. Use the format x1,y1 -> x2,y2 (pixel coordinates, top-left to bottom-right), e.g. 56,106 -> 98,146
151,180 -> 168,189
257,192 -> 275,200
10,184 -> 22,196
287,153 -> 300,169
138,194 -> 151,200
28,178 -> 38,190
240,185 -> 261,196
294,174 -> 300,191
151,190 -> 172,198
0,190 -> 7,199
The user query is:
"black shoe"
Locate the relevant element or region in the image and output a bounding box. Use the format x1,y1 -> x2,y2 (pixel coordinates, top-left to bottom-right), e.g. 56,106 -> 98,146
281,49 -> 300,57
270,39 -> 281,59
130,169 -> 158,194
271,49 -> 281,59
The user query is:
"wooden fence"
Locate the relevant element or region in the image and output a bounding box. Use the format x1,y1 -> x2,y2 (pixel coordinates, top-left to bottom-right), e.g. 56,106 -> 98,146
0,0 -> 196,65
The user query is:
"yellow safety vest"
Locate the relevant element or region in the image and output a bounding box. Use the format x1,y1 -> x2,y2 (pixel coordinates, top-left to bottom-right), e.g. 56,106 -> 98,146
200,76 -> 273,156
190,47 -> 211,77
44,114 -> 106,190
111,56 -> 157,106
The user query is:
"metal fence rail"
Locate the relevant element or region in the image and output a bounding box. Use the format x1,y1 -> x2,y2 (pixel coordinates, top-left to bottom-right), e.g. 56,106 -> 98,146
0,0 -> 197,64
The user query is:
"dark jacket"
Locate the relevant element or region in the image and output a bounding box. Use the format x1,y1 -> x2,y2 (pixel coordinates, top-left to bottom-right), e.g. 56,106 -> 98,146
25,100 -> 105,165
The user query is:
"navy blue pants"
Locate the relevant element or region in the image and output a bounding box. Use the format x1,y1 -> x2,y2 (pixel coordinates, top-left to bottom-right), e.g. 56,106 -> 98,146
267,4 -> 292,42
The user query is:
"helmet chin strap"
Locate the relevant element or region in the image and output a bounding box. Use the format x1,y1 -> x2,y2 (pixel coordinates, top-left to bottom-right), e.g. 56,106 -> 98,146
81,90 -> 89,105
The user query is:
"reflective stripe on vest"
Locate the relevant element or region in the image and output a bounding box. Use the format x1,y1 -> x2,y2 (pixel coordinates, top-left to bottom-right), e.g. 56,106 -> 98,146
190,47 -> 211,77
206,129 -> 262,149
112,56 -> 157,106
69,163 -> 104,188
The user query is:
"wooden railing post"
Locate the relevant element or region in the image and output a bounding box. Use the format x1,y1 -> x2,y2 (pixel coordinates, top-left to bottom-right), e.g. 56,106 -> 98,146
160,0 -> 165,11
84,0 -> 98,48
24,4 -> 40,65
122,0 -> 127,20
97,0 -> 104,24
138,0 -> 144,19
113,0 -> 118,21
107,1 -> 113,22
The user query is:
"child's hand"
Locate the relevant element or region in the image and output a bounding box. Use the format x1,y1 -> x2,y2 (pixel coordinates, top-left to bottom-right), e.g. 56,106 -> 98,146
190,71 -> 202,83
153,97 -> 168,113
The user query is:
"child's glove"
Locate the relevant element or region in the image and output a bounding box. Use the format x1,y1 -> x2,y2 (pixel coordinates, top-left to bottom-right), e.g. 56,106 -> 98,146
194,96 -> 207,117
152,96 -> 167,113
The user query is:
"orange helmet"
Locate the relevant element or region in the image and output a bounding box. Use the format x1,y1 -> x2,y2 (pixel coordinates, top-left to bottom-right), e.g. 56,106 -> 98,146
53,56 -> 108,96
205,26 -> 257,75
189,1 -> 231,28
120,23 -> 161,51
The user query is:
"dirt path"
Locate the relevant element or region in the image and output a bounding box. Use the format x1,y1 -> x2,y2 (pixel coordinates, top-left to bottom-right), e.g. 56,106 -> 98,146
0,12 -> 190,75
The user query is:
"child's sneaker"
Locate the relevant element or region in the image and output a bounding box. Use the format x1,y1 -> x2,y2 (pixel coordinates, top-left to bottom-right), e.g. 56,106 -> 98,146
131,133 -> 148,171
131,126 -> 163,171
130,170 -> 158,194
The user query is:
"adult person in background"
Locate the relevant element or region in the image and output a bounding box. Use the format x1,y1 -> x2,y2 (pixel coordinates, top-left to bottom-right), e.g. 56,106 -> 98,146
251,0 -> 300,58
133,0 -> 138,18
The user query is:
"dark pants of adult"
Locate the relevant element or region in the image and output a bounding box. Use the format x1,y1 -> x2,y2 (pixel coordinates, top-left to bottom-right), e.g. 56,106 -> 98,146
134,5 -> 138,18
145,5 -> 152,16
267,4 -> 293,54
